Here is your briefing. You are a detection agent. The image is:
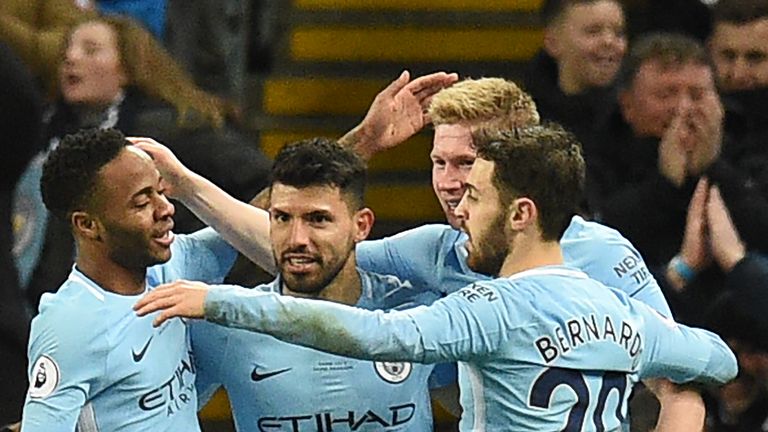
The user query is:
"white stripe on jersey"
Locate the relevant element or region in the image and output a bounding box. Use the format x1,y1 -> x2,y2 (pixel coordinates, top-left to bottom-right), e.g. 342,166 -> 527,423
466,363 -> 487,432
76,402 -> 99,432
507,266 -> 588,282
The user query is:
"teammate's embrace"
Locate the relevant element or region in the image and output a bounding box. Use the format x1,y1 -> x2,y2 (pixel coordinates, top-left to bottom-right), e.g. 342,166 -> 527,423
136,124 -> 738,431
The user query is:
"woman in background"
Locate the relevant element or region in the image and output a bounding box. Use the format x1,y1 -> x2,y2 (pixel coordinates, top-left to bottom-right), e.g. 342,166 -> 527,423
14,15 -> 269,312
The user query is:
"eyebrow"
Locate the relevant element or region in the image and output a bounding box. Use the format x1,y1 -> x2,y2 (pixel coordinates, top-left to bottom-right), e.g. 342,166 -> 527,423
306,209 -> 333,217
465,183 -> 478,193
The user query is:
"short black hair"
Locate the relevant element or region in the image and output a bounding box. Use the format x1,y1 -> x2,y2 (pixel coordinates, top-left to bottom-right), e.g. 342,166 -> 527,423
41,128 -> 128,220
270,138 -> 367,210
713,0 -> 768,25
616,32 -> 710,91
473,123 -> 585,241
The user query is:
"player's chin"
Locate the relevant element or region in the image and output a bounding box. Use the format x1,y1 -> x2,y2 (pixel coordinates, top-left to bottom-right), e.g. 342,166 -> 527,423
283,275 -> 324,294
149,247 -> 173,265
466,255 -> 483,274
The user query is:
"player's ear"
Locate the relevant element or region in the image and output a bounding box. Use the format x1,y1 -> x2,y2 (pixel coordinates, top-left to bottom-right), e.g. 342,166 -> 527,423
353,208 -> 375,242
72,211 -> 102,240
507,197 -> 537,232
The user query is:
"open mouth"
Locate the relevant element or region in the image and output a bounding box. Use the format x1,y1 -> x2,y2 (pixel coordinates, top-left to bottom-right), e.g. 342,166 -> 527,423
63,73 -> 83,87
152,229 -> 175,247
444,199 -> 462,211
282,255 -> 320,273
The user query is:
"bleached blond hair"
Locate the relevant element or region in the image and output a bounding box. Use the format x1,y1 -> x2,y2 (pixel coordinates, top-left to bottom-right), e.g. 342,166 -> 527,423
428,78 -> 541,132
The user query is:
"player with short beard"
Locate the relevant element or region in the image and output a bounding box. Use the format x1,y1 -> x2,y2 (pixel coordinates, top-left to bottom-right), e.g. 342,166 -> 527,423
190,139 -> 439,432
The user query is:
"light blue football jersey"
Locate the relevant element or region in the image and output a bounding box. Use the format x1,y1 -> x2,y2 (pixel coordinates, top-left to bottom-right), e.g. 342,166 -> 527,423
204,265 -> 737,432
357,215 -> 672,317
22,228 -> 237,432
191,269 -> 441,432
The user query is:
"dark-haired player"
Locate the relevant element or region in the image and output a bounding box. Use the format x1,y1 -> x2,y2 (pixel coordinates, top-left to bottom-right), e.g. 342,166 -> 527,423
22,128 -> 236,431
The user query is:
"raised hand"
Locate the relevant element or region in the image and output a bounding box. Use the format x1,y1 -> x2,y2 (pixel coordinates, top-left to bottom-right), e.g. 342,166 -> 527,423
707,185 -> 746,272
339,70 -> 458,159
658,107 -> 690,188
134,280 -> 210,327
680,177 -> 712,273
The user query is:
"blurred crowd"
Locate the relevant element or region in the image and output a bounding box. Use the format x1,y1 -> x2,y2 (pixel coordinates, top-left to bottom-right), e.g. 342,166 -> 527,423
2,0 -> 768,430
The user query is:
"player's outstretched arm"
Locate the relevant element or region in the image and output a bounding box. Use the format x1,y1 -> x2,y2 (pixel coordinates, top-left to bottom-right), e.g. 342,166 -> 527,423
129,138 -> 275,274
135,281 -> 426,359
138,280 -> 510,364
339,70 -> 458,160
134,280 -> 209,327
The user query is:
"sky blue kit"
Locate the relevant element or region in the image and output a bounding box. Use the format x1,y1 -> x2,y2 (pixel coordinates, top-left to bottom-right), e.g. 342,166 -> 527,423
192,270 -> 440,431
203,265 -> 736,431
22,229 -> 236,432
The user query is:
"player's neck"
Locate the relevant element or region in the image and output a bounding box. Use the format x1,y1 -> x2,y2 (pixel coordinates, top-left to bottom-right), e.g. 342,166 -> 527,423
284,256 -> 362,306
498,238 -> 564,277
76,254 -> 147,296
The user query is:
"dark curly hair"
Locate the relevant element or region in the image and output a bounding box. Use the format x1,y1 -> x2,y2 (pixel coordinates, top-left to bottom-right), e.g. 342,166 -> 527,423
270,138 -> 367,210
472,123 -> 585,241
41,128 -> 128,220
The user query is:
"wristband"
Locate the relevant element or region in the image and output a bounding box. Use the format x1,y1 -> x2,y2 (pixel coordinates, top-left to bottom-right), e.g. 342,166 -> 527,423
669,255 -> 696,283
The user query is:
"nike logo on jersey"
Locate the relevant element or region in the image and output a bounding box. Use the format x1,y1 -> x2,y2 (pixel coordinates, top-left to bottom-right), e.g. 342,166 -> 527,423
132,336 -> 154,362
251,367 -> 291,382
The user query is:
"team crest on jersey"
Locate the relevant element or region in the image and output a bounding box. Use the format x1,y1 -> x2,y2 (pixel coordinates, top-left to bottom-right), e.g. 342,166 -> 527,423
374,361 -> 412,383
28,355 -> 60,399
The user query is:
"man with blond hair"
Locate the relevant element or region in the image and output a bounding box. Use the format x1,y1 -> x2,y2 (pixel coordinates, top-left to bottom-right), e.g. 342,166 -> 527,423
350,78 -> 670,316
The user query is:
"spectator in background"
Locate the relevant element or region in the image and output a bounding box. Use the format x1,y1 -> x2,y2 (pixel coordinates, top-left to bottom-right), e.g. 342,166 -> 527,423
0,0 -> 95,89
524,0 -> 626,154
592,33 -> 768,286
709,0 -> 768,93
709,0 -> 768,191
0,41 -> 43,428
13,15 -> 269,312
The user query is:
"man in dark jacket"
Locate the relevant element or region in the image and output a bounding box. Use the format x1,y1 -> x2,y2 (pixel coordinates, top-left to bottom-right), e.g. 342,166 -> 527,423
710,0 -> 768,189
0,41 -> 43,426
590,33 -> 768,323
